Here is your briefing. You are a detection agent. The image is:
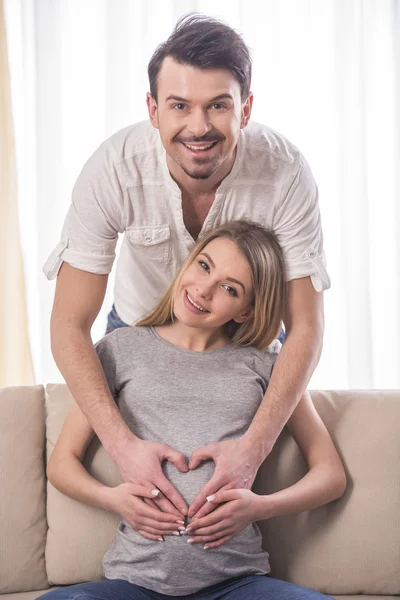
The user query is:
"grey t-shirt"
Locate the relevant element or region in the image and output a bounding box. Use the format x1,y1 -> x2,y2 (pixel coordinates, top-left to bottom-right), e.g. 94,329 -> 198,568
95,326 -> 280,596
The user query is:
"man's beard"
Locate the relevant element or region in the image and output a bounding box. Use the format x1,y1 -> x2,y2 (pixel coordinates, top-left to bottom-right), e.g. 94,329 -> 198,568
180,159 -> 218,180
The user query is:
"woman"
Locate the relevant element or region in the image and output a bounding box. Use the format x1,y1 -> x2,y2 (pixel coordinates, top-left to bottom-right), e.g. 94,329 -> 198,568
42,221 -> 346,600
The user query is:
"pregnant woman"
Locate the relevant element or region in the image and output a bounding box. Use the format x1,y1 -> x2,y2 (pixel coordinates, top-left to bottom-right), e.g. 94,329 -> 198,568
40,220 -> 346,600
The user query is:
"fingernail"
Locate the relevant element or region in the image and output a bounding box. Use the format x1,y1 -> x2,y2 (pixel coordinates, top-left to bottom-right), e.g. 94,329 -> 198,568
203,545 -> 209,549
151,489 -> 160,497
178,526 -> 186,531
172,532 -> 180,536
158,536 -> 164,541
206,494 -> 216,502
187,538 -> 194,544
192,517 -> 198,521
181,508 -> 187,515
185,527 -> 193,533
176,520 -> 185,525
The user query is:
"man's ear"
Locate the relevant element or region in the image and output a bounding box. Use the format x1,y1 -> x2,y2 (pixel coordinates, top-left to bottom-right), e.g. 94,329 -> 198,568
233,306 -> 254,324
240,92 -> 253,129
146,92 -> 159,129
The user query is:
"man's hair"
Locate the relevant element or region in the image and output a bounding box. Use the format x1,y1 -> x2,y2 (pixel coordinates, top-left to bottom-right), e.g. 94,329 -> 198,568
148,14 -> 252,102
136,220 -> 287,351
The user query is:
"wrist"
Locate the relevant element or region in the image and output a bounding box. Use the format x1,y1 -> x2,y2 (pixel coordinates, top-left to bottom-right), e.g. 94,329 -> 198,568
255,494 -> 276,521
98,485 -> 119,513
241,431 -> 272,465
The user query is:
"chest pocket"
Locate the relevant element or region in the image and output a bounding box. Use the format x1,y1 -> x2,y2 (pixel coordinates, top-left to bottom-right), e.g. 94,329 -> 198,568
126,225 -> 171,262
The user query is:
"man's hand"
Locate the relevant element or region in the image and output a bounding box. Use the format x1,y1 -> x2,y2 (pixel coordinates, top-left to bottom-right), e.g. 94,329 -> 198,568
104,483 -> 185,541
187,437 -> 264,519
185,489 -> 264,548
115,437 -> 189,517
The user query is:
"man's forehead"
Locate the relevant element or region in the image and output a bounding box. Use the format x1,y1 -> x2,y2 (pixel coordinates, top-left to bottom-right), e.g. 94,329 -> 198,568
157,57 -> 241,100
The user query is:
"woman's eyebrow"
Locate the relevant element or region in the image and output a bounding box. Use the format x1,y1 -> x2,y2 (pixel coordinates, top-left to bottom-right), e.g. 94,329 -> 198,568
200,252 -> 246,294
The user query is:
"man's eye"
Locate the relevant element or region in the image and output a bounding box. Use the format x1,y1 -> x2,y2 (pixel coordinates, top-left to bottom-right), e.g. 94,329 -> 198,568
211,103 -> 225,110
173,104 -> 186,110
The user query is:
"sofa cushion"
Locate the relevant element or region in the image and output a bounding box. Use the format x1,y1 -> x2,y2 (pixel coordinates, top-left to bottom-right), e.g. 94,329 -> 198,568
0,386 -> 48,593
254,390 -> 400,596
45,384 -> 121,585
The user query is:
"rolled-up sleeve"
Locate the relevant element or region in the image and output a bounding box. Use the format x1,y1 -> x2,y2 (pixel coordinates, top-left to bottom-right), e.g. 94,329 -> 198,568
43,141 -> 125,279
273,155 -> 331,292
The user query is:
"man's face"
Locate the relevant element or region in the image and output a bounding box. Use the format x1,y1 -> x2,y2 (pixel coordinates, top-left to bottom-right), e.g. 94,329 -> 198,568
147,57 -> 253,181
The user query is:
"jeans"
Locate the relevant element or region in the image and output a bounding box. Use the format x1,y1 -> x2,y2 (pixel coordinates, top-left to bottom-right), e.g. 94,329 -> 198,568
106,305 -> 286,343
37,575 -> 333,600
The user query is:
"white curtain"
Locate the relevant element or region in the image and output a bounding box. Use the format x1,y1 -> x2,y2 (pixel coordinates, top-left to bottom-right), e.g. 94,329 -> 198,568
4,0 -> 400,389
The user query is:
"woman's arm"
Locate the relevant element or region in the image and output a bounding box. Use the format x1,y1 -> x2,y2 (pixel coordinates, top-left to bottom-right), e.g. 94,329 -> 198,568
47,403 -> 185,539
185,390 -> 346,547
257,389 -> 346,519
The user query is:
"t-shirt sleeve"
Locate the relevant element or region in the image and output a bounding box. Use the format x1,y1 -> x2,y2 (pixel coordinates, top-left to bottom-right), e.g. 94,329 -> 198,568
43,140 -> 125,279
94,331 -> 120,400
273,154 -> 331,292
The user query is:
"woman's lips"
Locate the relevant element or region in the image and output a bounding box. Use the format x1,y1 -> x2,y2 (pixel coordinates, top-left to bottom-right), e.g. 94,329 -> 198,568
183,290 -> 209,314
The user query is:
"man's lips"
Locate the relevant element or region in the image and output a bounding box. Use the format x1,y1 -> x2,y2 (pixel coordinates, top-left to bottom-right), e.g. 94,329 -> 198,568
179,141 -> 219,154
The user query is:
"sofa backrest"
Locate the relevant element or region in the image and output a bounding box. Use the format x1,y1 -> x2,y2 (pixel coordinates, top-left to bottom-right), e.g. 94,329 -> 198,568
1,385 -> 400,596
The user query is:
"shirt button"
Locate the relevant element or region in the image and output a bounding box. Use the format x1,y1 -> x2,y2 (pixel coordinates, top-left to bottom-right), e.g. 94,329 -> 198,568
145,236 -> 152,242
309,250 -> 316,258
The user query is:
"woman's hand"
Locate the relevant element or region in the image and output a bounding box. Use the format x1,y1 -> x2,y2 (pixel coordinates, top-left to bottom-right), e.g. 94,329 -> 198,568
184,489 -> 265,548
105,483 -> 185,541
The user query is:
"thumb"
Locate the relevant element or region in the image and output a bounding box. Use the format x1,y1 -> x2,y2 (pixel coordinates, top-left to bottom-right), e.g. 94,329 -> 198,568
206,490 -> 240,504
189,444 -> 216,470
162,445 -> 189,473
123,483 -> 162,499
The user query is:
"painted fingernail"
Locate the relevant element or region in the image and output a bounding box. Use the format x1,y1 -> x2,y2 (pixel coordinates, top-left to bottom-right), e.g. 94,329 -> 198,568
172,532 -> 180,536
176,520 -> 185,525
203,545 -> 209,549
187,538 -> 194,544
151,489 -> 160,497
158,536 -> 164,541
206,494 -> 216,502
178,526 -> 186,531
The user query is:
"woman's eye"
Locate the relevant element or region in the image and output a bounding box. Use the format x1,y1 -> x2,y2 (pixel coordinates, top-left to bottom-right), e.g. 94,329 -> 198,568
224,285 -> 238,297
198,260 -> 209,271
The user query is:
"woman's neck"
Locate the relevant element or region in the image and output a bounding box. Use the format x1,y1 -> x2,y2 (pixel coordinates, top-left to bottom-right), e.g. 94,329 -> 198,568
154,322 -> 229,352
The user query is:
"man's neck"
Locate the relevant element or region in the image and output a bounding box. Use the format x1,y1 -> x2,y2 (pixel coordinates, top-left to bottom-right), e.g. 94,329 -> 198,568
166,148 -> 237,197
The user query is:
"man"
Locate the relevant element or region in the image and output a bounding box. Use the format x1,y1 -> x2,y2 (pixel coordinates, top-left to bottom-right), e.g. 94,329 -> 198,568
44,14 -> 330,524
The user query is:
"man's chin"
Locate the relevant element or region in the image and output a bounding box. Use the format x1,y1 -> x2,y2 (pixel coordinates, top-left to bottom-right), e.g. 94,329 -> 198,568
181,164 -> 217,180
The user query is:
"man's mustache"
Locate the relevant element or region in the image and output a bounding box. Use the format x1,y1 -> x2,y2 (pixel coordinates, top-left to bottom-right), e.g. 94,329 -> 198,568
175,134 -> 225,143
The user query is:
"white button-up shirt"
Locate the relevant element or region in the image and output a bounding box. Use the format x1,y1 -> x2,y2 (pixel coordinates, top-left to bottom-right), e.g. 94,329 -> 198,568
43,120 -> 330,325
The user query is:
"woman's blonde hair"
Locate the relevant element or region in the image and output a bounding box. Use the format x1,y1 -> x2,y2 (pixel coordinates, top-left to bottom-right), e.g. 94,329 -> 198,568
136,220 -> 287,350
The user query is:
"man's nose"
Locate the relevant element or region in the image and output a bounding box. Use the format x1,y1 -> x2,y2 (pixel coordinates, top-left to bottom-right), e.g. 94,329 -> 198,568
186,108 -> 212,138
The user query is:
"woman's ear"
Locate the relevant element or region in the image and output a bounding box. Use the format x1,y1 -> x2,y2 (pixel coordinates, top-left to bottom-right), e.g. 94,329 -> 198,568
233,306 -> 254,324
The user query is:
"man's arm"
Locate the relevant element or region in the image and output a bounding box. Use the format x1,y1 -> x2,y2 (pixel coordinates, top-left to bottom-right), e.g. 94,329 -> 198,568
188,276 -> 324,518
51,262 -> 189,516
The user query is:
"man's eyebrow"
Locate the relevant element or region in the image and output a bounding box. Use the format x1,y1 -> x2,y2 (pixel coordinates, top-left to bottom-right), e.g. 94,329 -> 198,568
200,252 -> 246,294
165,93 -> 234,104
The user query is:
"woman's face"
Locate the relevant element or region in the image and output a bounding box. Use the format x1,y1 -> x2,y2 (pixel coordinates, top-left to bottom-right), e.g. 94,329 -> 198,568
173,237 -> 254,330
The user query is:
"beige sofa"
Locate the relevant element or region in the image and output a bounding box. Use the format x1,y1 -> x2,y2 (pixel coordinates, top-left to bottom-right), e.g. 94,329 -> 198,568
1,385 -> 399,600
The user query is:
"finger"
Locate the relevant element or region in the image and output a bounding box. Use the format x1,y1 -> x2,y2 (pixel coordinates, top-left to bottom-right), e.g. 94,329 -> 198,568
162,445 -> 189,474
141,517 -> 183,532
125,484 -> 165,500
186,522 -> 229,537
203,534 -> 233,549
155,475 -> 188,516
188,528 -> 232,544
142,497 -> 159,510
188,444 -> 216,470
137,529 -> 164,542
188,478 -> 229,518
140,525 -> 181,536
140,502 -> 185,524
